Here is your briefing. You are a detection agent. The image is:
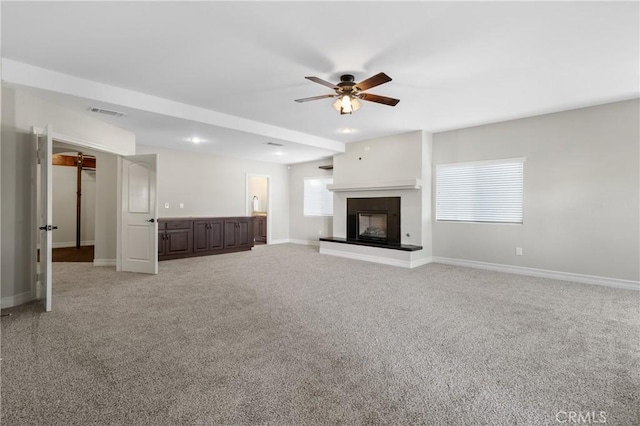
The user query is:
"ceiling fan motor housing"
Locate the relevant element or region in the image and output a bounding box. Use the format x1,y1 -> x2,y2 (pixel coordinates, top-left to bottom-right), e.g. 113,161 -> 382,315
337,75 -> 356,92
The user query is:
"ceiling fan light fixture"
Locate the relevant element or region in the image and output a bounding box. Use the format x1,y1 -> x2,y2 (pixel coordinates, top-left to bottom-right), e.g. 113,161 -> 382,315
333,94 -> 360,115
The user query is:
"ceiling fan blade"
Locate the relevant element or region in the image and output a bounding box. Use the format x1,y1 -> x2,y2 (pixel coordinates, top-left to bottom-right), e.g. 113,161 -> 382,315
305,76 -> 339,90
294,94 -> 336,103
358,93 -> 400,106
355,72 -> 392,91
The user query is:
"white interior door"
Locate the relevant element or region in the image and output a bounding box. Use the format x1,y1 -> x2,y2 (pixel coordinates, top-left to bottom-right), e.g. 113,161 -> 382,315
120,154 -> 158,274
36,125 -> 54,312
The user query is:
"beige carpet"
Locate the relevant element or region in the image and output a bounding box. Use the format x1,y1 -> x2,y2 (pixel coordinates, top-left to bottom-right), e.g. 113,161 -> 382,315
1,244 -> 638,425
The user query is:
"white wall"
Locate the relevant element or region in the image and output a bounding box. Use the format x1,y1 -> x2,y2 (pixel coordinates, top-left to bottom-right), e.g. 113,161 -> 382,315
421,131 -> 433,258
135,144 -> 290,243
333,131 -> 424,185
432,99 -> 640,282
1,87 -> 134,307
52,166 -> 96,247
289,159 -> 333,244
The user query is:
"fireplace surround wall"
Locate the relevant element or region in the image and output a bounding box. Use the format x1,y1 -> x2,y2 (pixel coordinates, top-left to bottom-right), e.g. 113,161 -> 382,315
347,197 -> 401,245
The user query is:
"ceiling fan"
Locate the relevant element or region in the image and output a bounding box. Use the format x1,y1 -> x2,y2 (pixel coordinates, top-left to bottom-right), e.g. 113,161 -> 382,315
295,72 -> 400,115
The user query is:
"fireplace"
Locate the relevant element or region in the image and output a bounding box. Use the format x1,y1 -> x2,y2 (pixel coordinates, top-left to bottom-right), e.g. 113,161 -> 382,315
358,212 -> 388,242
347,197 -> 400,245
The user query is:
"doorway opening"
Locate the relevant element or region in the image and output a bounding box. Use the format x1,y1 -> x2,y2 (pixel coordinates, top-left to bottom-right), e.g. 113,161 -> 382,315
246,174 -> 270,245
51,145 -> 97,262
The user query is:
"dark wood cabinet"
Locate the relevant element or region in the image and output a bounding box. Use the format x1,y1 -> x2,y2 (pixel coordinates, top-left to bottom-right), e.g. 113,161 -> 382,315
158,220 -> 193,260
159,217 -> 253,261
194,219 -> 223,253
253,216 -> 267,244
224,218 -> 252,249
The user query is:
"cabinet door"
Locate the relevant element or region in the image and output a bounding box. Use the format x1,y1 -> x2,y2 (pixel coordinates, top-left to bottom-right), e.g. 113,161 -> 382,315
261,218 -> 268,240
255,216 -> 267,243
237,218 -> 252,247
224,220 -> 239,249
193,221 -> 210,253
253,218 -> 260,242
166,229 -> 193,255
209,219 -> 224,251
158,232 -> 167,256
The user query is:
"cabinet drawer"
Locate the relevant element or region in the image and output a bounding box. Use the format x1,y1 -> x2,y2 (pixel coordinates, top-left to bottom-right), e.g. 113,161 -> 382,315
166,220 -> 192,230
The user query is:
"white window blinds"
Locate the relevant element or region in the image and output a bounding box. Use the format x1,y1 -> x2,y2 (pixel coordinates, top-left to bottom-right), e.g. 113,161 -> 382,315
436,159 -> 524,223
304,177 -> 334,216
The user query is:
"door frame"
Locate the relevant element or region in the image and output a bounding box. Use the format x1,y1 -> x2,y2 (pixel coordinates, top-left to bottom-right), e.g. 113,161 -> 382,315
31,127 -> 129,301
245,173 -> 271,244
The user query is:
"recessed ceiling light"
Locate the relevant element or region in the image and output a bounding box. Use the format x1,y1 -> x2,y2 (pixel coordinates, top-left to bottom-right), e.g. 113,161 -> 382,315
340,128 -> 353,134
273,151 -> 285,156
190,137 -> 202,144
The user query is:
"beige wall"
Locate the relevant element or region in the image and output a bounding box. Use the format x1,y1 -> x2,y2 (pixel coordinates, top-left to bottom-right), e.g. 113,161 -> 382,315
248,176 -> 268,214
288,159 -> 333,244
136,144 -> 291,243
1,88 -> 34,306
432,99 -> 640,281
93,152 -> 118,263
52,166 -> 96,247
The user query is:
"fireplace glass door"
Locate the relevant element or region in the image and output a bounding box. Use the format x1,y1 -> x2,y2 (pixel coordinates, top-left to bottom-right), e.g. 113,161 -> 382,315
358,212 -> 388,242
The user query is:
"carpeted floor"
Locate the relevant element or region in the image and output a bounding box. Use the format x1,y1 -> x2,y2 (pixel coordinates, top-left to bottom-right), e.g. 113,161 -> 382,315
1,244 -> 638,425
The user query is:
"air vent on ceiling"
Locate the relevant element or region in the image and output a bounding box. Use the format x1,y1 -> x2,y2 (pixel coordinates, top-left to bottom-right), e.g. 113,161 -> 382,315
90,106 -> 126,117
266,142 -> 284,147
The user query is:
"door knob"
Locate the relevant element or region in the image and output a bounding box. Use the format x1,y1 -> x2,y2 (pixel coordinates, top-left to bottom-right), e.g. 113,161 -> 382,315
146,218 -> 155,223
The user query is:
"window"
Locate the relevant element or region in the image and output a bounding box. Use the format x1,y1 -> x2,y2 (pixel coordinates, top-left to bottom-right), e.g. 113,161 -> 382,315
436,158 -> 524,223
304,177 -> 333,216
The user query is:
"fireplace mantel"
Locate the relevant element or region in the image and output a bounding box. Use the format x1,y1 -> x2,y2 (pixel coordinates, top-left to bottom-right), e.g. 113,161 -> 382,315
327,179 -> 422,192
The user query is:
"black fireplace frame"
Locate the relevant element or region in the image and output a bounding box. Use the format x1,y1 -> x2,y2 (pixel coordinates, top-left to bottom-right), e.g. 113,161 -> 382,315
347,197 -> 401,245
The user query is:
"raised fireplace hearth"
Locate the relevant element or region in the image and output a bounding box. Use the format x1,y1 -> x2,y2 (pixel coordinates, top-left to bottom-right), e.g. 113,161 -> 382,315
320,195 -> 424,267
347,197 -> 401,245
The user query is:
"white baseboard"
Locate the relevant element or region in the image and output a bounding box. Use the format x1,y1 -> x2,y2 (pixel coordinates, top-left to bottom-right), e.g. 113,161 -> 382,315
411,256 -> 433,268
268,239 -> 291,245
52,240 -> 95,249
432,257 -> 640,291
93,259 -> 116,267
289,239 -> 320,246
1,291 -> 34,309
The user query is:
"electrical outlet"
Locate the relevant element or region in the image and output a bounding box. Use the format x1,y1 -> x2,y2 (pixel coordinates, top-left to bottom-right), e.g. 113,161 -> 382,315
516,247 -> 523,256
164,202 -> 170,209
318,229 -> 323,235
179,203 -> 184,209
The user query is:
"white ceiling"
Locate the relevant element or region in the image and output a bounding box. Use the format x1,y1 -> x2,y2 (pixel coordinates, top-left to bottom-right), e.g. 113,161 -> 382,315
2,1 -> 638,164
